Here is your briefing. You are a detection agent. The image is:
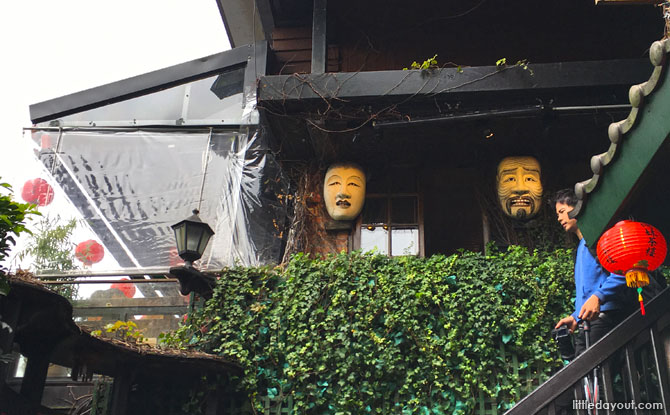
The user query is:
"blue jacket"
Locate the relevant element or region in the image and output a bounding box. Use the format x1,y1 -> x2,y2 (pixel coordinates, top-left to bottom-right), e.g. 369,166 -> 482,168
571,238 -> 627,321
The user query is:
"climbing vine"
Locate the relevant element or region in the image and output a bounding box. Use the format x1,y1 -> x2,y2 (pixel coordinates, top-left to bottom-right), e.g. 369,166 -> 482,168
163,246 -> 574,414
258,56 -> 535,136
403,54 -> 439,71
92,320 -> 146,345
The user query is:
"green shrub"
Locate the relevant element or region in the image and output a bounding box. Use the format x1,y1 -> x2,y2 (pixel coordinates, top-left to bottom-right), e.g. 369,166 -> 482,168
0,178 -> 38,294
164,246 -> 574,414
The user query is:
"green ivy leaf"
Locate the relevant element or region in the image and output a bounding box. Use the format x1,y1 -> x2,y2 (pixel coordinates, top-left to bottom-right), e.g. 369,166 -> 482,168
267,387 -> 278,399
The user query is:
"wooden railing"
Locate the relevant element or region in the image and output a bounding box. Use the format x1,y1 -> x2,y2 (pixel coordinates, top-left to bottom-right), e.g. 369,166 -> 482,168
505,287 -> 670,415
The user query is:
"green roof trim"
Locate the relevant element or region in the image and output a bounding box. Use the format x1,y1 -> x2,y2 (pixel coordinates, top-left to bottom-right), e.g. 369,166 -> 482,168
572,39 -> 670,247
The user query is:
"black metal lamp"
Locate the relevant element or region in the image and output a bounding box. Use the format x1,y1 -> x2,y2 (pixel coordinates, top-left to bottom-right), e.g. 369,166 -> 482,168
171,209 -> 215,267
170,209 -> 217,299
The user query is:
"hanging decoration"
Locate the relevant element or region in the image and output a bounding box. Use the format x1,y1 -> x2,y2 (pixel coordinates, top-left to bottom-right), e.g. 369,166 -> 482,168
495,156 -> 543,220
21,178 -> 54,206
40,133 -> 53,150
323,162 -> 366,221
75,240 -> 105,265
596,220 -> 667,315
110,280 -> 136,298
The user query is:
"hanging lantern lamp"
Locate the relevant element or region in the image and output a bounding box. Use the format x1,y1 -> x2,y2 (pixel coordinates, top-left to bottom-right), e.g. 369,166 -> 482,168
169,209 -> 217,299
171,209 -> 214,267
596,220 -> 667,315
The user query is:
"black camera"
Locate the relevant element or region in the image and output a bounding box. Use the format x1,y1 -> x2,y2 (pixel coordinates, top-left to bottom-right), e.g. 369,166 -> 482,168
551,326 -> 575,361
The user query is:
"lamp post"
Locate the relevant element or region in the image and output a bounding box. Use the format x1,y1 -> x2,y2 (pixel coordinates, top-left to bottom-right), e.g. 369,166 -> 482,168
169,210 -> 217,299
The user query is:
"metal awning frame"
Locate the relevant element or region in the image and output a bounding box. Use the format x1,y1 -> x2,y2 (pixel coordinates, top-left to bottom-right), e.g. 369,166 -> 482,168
29,41 -> 268,124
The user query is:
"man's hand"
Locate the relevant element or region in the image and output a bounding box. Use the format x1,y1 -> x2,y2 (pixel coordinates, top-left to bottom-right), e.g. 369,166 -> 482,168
578,294 -> 601,321
555,315 -> 578,333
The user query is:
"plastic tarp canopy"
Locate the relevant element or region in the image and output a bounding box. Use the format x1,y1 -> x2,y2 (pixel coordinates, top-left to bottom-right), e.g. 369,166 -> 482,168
55,66 -> 254,127
32,127 -> 286,273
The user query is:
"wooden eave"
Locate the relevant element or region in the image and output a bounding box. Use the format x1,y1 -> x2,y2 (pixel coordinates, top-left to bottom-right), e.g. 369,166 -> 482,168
3,276 -> 240,378
571,39 -> 670,246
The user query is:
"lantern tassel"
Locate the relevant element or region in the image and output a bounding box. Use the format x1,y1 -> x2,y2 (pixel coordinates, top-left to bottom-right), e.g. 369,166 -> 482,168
638,287 -> 646,316
625,269 -> 650,288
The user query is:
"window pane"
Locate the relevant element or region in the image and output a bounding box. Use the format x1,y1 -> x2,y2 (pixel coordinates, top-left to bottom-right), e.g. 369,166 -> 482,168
361,226 -> 388,255
391,197 -> 417,224
186,226 -> 205,252
175,225 -> 186,253
362,198 -> 387,224
391,227 -> 419,256
47,363 -> 72,378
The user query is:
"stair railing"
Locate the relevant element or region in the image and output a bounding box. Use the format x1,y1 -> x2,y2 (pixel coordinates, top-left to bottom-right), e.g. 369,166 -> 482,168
506,287 -> 670,415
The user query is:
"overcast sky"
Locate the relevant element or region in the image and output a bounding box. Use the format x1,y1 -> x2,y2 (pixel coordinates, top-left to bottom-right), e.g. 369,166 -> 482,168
0,0 -> 230,183
0,0 -> 230,271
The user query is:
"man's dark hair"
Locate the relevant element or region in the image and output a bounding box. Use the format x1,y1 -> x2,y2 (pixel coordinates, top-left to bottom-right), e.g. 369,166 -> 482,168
553,188 -> 578,207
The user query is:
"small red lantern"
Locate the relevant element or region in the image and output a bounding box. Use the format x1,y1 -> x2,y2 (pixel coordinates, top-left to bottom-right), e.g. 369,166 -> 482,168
21,178 -> 54,206
40,133 -> 53,150
110,280 -> 136,298
75,240 -> 105,265
597,220 -> 667,315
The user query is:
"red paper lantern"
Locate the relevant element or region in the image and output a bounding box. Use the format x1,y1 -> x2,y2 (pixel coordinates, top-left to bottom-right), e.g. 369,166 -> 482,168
597,220 -> 667,315
75,240 -> 105,265
21,178 -> 54,206
110,281 -> 136,298
40,133 -> 53,150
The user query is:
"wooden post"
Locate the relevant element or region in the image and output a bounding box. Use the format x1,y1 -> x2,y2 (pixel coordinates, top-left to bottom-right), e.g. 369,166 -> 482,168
311,0 -> 327,74
19,353 -> 50,404
0,296 -> 21,384
110,369 -> 132,415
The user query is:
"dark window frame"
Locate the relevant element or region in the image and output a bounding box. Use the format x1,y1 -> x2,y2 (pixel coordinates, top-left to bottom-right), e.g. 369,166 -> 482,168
352,166 -> 424,257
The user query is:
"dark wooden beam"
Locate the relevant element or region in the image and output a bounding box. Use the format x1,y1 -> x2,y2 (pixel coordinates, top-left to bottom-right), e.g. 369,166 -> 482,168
311,0 -> 327,74
256,0 -> 275,45
260,59 -> 651,105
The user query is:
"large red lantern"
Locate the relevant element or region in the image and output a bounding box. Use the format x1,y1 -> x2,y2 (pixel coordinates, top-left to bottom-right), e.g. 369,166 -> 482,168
75,240 -> 105,265
596,220 -> 667,315
21,178 -> 54,206
110,280 -> 136,298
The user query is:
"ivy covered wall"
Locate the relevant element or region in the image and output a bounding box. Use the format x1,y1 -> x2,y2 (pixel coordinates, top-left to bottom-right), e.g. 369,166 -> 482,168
164,246 -> 575,414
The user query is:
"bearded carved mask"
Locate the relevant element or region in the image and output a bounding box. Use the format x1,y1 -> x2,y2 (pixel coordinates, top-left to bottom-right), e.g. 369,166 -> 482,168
496,156 -> 543,220
324,163 -> 366,221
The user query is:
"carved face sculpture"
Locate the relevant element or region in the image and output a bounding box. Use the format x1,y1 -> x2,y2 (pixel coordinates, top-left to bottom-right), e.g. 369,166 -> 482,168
324,163 -> 366,221
496,156 -> 543,220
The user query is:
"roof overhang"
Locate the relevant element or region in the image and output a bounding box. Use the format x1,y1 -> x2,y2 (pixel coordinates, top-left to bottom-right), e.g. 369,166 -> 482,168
215,0 -> 272,48
571,39 -> 670,246
257,57 -> 654,168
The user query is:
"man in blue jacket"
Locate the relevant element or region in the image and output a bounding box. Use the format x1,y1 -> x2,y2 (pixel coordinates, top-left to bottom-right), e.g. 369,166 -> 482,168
553,189 -> 628,356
